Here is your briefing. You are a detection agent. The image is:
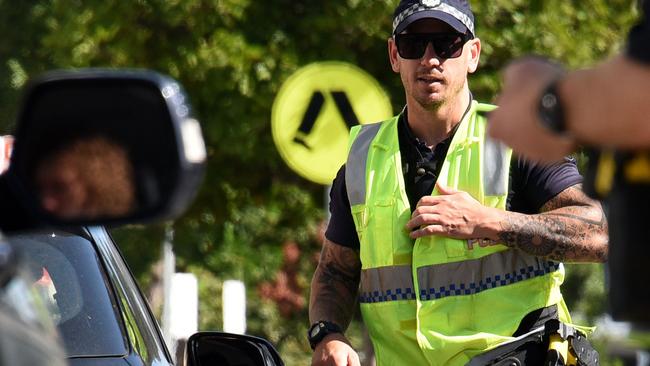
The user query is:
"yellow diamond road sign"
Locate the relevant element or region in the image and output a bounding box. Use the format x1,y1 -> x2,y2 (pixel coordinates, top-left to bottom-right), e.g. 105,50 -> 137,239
272,62 -> 393,185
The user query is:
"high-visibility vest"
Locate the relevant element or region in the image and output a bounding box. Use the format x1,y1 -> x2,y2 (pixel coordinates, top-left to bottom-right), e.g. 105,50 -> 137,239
345,101 -> 571,365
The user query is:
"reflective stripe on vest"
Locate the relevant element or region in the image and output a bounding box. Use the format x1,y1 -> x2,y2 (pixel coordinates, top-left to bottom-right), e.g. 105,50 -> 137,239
416,252 -> 559,300
359,252 -> 560,303
359,265 -> 415,303
346,122 -> 381,206
483,134 -> 509,196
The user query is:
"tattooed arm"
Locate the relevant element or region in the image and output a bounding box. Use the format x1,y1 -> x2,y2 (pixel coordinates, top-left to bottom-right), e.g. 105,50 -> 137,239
497,184 -> 608,262
309,239 -> 362,366
310,239 -> 362,327
407,183 -> 608,263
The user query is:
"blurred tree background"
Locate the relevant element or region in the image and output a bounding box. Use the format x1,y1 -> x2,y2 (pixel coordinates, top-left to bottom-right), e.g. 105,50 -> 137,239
0,0 -> 641,364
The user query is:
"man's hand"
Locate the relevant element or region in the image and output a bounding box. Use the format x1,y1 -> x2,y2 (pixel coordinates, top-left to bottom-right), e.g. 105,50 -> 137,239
312,333 -> 361,366
488,57 -> 576,163
406,183 -> 500,240
492,56 -> 650,152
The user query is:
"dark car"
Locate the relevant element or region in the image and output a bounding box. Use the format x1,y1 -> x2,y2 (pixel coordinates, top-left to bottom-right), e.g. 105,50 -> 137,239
13,226 -> 284,366
13,227 -> 172,365
0,69 -> 283,366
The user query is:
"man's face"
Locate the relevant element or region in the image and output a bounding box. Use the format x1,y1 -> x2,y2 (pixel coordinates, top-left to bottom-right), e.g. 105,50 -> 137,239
37,153 -> 87,219
388,18 -> 481,111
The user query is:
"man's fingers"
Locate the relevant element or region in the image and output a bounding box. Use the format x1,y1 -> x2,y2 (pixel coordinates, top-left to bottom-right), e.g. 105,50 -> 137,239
435,182 -> 458,195
415,194 -> 447,208
411,203 -> 440,216
406,213 -> 441,230
409,224 -> 445,239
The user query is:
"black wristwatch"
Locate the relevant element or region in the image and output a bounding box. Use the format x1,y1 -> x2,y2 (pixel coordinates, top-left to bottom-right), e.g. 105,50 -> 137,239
537,79 -> 567,135
307,321 -> 342,350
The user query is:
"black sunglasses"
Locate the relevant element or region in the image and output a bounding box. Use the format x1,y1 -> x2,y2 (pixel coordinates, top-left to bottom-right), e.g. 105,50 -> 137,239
394,33 -> 470,60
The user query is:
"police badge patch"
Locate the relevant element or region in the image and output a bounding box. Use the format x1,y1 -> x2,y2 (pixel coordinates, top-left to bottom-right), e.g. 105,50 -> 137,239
422,0 -> 441,7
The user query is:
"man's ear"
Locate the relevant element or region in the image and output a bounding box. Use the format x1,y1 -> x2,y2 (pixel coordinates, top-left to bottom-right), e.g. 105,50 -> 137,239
388,37 -> 400,73
466,37 -> 481,74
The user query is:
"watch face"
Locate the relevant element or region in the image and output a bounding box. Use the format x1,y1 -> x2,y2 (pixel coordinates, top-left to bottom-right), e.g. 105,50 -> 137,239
538,81 -> 566,134
310,323 -> 322,338
541,92 -> 558,110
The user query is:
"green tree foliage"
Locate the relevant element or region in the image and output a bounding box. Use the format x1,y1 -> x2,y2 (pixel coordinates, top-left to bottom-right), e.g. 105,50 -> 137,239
0,1 -> 640,364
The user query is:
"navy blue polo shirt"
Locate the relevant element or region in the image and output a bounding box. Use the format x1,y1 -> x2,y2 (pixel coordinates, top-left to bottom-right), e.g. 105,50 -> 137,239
628,1 -> 650,64
326,109 -> 583,250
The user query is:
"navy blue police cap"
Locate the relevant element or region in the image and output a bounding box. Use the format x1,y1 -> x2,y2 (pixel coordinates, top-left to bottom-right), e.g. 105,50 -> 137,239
392,0 -> 475,37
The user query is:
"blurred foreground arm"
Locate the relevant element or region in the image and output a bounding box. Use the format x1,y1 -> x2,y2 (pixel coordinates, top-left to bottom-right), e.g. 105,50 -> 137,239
488,56 -> 650,162
489,2 -> 650,162
561,56 -> 650,149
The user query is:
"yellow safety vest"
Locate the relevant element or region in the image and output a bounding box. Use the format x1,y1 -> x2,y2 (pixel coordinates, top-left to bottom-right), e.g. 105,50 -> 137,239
345,101 -> 571,365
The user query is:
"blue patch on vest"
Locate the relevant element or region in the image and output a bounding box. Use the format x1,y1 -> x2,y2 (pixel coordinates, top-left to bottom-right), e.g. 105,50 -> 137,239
359,287 -> 416,303
358,261 -> 560,303
419,261 -> 559,301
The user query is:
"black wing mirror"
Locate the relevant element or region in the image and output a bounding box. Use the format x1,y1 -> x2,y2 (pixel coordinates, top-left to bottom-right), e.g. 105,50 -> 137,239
186,332 -> 284,366
0,69 -> 205,230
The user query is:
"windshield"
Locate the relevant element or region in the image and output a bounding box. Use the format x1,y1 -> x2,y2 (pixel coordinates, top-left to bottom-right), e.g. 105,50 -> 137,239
11,231 -> 127,358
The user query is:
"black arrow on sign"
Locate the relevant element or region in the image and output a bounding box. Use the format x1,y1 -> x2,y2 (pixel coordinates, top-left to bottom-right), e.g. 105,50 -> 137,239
331,91 -> 360,129
293,90 -> 360,150
293,91 -> 325,149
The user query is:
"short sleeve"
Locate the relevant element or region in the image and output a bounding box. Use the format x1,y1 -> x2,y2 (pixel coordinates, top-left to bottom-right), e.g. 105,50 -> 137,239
324,165 -> 361,250
509,156 -> 583,214
627,1 -> 650,64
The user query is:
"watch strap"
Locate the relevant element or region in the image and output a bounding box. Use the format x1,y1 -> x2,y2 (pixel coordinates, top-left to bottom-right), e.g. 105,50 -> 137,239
538,79 -> 567,135
307,321 -> 342,350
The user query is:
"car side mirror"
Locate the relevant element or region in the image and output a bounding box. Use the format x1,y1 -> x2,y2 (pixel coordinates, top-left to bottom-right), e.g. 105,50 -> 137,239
186,332 -> 284,366
0,69 -> 205,230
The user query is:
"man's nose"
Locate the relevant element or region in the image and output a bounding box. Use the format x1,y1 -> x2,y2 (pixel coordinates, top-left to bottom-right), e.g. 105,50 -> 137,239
420,42 -> 441,65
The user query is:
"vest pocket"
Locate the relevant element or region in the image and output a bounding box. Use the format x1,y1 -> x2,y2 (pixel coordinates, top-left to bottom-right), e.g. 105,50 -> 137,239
366,199 -> 396,264
350,205 -> 368,243
371,199 -> 395,238
445,239 -> 468,258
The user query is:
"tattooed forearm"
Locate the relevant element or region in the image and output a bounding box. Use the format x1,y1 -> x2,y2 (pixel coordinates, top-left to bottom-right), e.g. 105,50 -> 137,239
309,239 -> 362,329
544,211 -> 607,227
497,185 -> 608,262
499,214 -> 566,257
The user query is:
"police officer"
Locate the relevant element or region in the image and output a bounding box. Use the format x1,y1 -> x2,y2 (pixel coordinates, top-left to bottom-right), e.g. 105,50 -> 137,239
308,1 -> 608,365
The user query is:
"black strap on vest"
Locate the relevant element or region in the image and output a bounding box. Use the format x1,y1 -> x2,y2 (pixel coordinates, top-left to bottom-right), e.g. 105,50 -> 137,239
513,305 -> 559,337
466,319 -> 599,366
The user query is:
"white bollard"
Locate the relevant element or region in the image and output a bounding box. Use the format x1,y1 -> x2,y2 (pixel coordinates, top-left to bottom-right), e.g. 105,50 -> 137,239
222,279 -> 246,334
169,273 -> 199,340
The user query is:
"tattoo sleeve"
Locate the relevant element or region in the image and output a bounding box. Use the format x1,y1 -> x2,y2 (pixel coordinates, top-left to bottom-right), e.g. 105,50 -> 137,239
497,184 -> 608,262
309,239 -> 362,330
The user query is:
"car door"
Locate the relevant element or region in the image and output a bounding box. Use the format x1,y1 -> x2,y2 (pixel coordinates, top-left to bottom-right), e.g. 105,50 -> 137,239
88,225 -> 173,366
11,228 -> 173,366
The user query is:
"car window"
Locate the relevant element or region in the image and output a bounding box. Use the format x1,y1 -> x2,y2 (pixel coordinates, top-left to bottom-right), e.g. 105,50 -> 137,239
11,231 -> 128,358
